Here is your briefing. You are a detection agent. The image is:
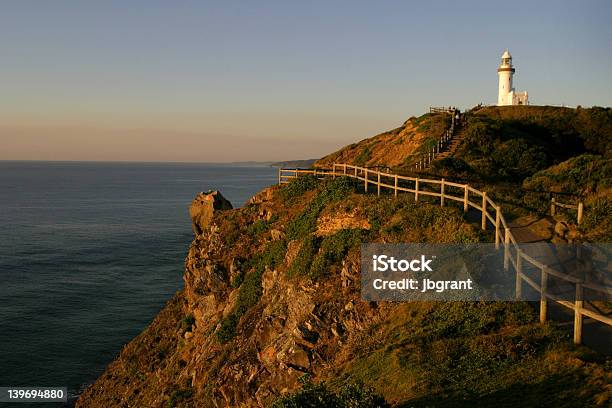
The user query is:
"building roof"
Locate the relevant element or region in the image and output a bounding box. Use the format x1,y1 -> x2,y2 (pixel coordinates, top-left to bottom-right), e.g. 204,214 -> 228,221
501,49 -> 512,59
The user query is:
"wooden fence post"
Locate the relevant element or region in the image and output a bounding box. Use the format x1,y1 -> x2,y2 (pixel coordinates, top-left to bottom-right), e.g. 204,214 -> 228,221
550,197 -> 556,216
354,166 -> 358,178
343,163 -> 347,175
503,228 -> 510,271
515,251 -> 522,300
495,206 -> 501,249
377,172 -> 381,196
415,178 -> 419,203
463,185 -> 469,213
574,283 -> 583,344
481,192 -> 487,230
394,175 -> 398,198
440,179 -> 445,207
540,267 -> 548,323
364,168 -> 368,193
278,168 -> 281,185
577,202 -> 583,225
332,163 -> 336,179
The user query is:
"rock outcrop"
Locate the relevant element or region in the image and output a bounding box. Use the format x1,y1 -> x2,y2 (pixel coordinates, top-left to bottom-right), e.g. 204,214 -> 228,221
189,190 -> 233,235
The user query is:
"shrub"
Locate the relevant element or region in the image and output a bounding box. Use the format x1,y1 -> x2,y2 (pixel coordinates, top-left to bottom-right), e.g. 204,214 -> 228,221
247,219 -> 270,236
279,175 -> 319,201
271,380 -> 388,408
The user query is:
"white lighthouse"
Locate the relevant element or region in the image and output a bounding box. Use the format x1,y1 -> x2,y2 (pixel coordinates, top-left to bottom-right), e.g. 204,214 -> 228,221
497,49 -> 528,106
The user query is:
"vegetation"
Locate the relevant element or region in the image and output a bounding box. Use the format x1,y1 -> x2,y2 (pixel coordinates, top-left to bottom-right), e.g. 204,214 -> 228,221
523,154 -> 611,196
278,175 -> 319,201
217,240 -> 287,343
286,177 -> 358,239
354,146 -> 372,167
333,302 -> 610,407
455,106 -> 611,183
310,229 -> 369,279
288,229 -> 369,279
167,387 -> 193,408
271,378 -> 388,408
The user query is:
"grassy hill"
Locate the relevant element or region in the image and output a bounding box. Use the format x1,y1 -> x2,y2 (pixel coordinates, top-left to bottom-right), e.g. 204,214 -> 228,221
316,113 -> 450,168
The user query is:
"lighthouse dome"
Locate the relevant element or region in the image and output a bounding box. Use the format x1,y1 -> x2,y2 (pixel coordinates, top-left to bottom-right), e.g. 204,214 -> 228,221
501,49 -> 512,59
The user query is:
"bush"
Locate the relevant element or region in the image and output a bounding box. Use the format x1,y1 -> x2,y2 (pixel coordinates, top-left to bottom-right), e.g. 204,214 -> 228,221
247,219 -> 270,236
271,380 -> 388,408
279,175 -> 319,201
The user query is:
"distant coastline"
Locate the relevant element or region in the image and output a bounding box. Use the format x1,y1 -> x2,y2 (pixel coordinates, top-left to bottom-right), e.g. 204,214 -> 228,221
0,159 -> 318,167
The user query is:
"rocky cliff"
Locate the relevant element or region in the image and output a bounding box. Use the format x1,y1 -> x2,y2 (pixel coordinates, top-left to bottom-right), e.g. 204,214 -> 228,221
77,177 -> 611,407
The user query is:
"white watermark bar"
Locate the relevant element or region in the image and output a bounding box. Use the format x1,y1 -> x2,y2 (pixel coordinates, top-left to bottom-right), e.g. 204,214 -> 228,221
361,243 -> 611,302
0,387 -> 67,403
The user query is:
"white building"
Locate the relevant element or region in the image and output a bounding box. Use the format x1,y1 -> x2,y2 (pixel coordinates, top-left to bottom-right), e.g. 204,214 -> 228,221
497,50 -> 528,106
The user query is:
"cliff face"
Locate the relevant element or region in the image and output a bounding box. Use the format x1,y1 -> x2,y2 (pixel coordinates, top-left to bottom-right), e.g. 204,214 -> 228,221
77,179 -> 610,407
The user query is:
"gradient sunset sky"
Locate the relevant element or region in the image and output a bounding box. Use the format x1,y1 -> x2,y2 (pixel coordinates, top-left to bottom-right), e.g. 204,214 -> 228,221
1,1 -> 611,162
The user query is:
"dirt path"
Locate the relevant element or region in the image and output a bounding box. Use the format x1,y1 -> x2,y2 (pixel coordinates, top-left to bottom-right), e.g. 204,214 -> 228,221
507,215 -> 611,354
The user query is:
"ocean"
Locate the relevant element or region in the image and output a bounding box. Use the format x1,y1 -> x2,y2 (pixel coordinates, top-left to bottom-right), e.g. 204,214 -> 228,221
0,161 -> 278,405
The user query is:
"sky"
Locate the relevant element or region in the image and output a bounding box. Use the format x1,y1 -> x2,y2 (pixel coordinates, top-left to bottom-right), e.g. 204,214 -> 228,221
1,0 -> 611,162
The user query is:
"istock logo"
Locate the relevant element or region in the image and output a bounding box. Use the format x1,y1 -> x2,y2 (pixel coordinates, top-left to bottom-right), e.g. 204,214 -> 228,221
372,254 -> 434,272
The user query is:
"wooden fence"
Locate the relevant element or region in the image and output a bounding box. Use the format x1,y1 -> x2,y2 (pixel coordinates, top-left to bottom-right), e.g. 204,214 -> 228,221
278,163 -> 610,344
414,109 -> 461,170
551,197 -> 584,225
430,106 -> 457,114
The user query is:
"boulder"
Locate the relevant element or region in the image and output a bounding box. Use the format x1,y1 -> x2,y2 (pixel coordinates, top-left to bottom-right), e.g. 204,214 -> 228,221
189,190 -> 233,235
554,221 -> 570,238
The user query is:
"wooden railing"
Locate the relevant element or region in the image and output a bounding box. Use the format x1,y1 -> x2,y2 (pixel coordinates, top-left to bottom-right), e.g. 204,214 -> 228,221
551,197 -> 584,225
278,163 -> 610,344
414,109 -> 461,170
430,106 -> 458,114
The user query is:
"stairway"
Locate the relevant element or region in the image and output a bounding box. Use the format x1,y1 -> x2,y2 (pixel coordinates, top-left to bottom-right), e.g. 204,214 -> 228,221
434,129 -> 464,161
414,111 -> 464,170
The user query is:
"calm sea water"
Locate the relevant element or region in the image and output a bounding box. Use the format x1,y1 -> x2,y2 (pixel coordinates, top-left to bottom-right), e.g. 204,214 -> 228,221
0,161 -> 277,405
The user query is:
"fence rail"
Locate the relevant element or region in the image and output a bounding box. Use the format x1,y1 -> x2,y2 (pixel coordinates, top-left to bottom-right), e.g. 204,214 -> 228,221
278,163 -> 608,344
551,197 -> 584,225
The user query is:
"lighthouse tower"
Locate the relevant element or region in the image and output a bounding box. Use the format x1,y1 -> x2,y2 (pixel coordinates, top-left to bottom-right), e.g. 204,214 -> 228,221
497,50 -> 528,106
